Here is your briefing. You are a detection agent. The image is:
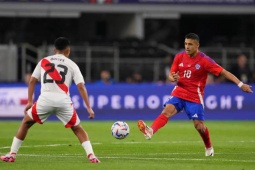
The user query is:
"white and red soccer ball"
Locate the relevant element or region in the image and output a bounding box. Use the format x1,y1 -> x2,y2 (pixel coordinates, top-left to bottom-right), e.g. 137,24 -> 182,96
111,121 -> 129,139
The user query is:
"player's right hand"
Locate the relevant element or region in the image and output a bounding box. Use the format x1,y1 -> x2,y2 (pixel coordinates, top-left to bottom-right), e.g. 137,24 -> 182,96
24,102 -> 33,115
87,108 -> 95,119
172,71 -> 180,82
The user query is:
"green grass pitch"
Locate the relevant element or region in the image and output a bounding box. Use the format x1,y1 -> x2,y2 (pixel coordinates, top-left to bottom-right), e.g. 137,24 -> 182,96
0,120 -> 254,170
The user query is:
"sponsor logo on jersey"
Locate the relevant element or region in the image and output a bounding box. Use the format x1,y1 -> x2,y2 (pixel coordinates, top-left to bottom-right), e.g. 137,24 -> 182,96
179,63 -> 183,67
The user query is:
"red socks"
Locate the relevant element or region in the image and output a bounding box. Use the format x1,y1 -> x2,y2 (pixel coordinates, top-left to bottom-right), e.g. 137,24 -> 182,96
151,114 -> 212,149
199,127 -> 212,148
151,114 -> 169,133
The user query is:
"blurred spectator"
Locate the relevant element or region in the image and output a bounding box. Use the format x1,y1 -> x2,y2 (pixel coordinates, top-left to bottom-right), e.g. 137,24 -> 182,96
24,72 -> 32,84
158,54 -> 174,84
125,76 -> 133,83
132,72 -> 143,83
163,54 -> 173,83
89,0 -> 113,4
126,71 -> 143,83
206,73 -> 215,84
253,72 -> 255,83
95,70 -> 115,85
229,54 -> 253,83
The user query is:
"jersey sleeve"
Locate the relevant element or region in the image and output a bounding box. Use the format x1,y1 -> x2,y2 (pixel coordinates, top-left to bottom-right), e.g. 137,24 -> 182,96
73,64 -> 85,85
31,60 -> 42,80
170,54 -> 180,73
203,56 -> 223,76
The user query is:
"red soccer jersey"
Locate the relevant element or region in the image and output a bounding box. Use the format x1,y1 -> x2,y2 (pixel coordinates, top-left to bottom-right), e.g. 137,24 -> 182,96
170,51 -> 223,104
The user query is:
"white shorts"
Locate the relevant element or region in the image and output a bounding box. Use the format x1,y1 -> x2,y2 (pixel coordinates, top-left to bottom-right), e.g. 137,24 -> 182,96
27,92 -> 80,128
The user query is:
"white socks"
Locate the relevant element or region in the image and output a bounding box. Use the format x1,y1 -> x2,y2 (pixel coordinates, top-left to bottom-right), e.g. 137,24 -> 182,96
10,136 -> 23,154
81,141 -> 94,157
10,137 -> 95,158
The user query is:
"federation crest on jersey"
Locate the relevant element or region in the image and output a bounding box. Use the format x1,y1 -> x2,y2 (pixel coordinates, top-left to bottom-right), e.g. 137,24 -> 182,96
195,64 -> 200,70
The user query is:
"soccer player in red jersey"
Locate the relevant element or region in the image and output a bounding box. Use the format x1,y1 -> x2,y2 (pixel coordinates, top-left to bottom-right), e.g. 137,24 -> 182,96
1,37 -> 100,163
138,33 -> 253,156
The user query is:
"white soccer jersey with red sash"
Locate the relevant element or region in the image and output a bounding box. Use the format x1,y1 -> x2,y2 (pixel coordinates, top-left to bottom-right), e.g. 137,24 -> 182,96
32,54 -> 84,95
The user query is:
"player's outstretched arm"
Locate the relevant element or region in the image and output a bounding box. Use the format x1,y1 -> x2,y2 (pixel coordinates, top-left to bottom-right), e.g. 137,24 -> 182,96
76,83 -> 95,119
220,69 -> 253,93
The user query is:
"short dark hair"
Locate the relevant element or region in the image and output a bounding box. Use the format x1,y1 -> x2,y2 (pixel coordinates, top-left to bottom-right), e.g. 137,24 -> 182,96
54,37 -> 70,50
185,33 -> 200,42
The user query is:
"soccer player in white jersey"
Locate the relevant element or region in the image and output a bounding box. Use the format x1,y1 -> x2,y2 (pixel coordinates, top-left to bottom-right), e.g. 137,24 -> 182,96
1,37 -> 100,163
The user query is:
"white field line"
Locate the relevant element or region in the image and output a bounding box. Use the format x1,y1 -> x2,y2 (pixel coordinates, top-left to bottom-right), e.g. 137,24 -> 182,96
0,143 -> 102,150
112,140 -> 255,144
102,156 -> 255,163
0,140 -> 255,150
1,151 -> 254,156
0,141 -> 255,163
0,153 -> 254,163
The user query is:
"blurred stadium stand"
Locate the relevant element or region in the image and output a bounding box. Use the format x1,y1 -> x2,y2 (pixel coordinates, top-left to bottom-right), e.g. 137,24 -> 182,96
0,0 -> 255,83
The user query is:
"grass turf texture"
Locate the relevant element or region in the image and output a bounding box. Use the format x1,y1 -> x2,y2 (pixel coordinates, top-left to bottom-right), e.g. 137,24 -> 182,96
0,121 -> 254,170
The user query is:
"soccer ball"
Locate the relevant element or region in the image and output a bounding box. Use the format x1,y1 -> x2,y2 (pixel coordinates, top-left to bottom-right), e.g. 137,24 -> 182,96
111,121 -> 130,139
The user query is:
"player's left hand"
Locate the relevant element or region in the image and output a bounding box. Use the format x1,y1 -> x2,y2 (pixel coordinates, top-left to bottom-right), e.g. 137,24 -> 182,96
24,102 -> 33,115
241,84 -> 253,93
87,108 -> 95,119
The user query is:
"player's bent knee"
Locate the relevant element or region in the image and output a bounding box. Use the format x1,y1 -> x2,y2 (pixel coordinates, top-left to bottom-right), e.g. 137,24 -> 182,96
71,124 -> 83,133
162,105 -> 177,118
194,123 -> 205,133
22,115 -> 35,127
